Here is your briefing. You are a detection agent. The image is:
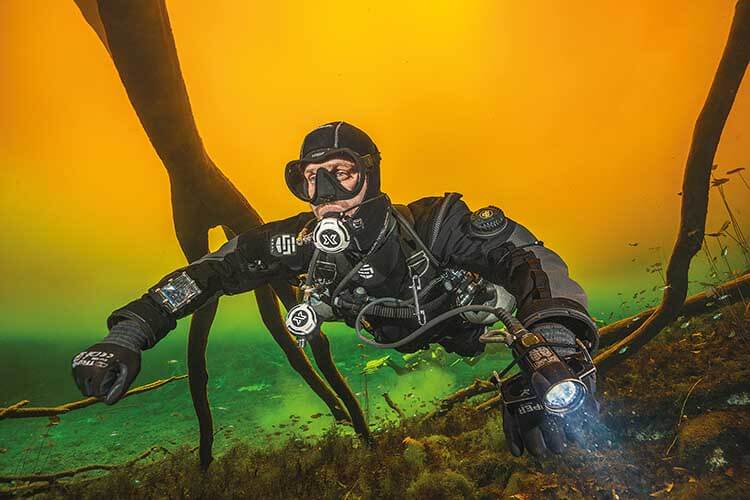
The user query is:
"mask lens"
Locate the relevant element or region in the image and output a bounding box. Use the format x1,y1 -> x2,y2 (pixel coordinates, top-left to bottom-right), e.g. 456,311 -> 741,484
285,149 -> 366,204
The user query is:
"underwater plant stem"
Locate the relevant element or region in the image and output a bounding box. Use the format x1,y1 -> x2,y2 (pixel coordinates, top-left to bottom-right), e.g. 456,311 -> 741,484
308,333 -> 370,440
382,392 -> 405,420
714,235 -> 749,310
664,377 -> 704,457
702,240 -> 721,280
186,298 -> 218,470
595,0 -> 750,374
717,185 -> 750,267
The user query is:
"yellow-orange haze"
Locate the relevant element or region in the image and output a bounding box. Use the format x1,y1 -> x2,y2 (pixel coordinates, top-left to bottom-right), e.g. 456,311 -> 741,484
0,1 -> 748,337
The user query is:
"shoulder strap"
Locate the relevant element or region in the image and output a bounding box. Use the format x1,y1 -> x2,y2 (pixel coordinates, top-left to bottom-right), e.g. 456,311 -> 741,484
427,192 -> 462,251
389,205 -> 441,267
392,204 -> 415,226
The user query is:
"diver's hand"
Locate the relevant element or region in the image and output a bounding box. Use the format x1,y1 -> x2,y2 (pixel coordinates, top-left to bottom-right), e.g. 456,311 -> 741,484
501,371 -> 598,458
71,342 -> 141,405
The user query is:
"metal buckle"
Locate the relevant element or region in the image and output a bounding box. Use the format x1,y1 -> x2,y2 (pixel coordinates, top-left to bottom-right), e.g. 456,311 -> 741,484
410,273 -> 427,325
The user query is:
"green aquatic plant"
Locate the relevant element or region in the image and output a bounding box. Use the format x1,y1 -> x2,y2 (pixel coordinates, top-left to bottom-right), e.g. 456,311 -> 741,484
712,175 -> 750,268
237,383 -> 270,393
406,470 -> 476,500
726,166 -> 749,191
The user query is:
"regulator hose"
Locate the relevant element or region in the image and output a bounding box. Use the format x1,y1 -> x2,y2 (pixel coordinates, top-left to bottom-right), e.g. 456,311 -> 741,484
355,302 -> 526,349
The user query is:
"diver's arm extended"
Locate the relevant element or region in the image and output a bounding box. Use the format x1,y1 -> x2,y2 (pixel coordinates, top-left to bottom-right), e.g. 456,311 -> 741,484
71,214 -> 311,403
431,198 -> 601,456
104,230 -> 288,350
492,220 -> 598,353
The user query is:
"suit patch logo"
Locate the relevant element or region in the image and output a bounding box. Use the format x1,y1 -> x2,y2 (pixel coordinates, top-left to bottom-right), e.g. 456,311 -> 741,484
270,234 -> 297,256
358,264 -> 375,280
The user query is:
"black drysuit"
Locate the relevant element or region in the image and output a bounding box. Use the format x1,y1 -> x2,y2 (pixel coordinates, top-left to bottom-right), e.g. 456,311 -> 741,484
106,193 -> 599,356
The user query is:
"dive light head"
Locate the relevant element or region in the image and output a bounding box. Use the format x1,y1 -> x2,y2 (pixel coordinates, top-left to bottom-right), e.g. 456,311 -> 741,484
516,331 -> 593,415
537,377 -> 588,414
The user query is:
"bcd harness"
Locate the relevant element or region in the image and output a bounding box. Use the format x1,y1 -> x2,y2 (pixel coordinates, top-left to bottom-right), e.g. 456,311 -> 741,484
287,193 -> 526,351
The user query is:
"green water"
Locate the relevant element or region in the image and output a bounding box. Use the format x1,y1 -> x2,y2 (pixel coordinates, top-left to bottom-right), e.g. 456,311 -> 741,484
0,322 -> 517,476
0,250 -> 743,477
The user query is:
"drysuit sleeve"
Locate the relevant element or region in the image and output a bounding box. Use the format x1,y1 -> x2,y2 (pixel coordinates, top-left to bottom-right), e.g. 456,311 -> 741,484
105,215 -> 312,349
431,198 -> 599,352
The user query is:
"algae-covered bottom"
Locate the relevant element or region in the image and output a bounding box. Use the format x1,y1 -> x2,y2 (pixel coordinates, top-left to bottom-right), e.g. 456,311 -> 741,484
5,300 -> 748,499
0,323 -> 512,483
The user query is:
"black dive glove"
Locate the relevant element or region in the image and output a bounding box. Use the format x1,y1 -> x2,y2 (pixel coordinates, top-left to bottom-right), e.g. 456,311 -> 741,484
500,322 -> 598,458
71,319 -> 147,405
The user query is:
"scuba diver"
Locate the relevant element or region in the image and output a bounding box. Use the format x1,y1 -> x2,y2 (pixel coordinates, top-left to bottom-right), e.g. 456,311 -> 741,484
72,121 -> 600,458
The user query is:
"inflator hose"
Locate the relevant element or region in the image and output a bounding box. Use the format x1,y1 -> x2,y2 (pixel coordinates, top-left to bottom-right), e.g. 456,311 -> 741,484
355,302 -> 525,349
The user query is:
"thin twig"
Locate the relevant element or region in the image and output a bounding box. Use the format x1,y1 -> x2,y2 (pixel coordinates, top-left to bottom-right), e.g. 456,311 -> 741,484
474,394 -> 503,412
0,375 -> 187,421
0,445 -> 171,492
343,475 -> 360,500
421,378 -> 496,422
382,393 -> 405,420
665,377 -> 704,457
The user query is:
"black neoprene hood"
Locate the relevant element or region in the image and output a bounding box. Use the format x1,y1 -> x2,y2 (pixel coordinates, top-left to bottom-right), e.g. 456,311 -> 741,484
285,121 -> 382,202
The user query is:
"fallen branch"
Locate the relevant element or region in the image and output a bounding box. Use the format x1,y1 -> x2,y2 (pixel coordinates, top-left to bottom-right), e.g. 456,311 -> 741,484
474,394 -> 502,412
382,393 -> 405,420
599,272 -> 750,349
595,0 -> 750,374
0,375 -> 187,421
421,378 -> 496,421
0,445 -> 171,495
0,400 -> 30,419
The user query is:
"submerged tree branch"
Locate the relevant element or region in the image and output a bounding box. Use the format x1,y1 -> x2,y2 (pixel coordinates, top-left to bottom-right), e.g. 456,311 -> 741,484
0,445 -> 171,484
595,0 -> 750,374
598,271 -> 750,349
382,393 -> 406,420
0,375 -> 187,420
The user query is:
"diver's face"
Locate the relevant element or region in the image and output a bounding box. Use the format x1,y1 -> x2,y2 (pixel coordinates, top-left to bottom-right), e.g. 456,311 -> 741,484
303,159 -> 368,219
